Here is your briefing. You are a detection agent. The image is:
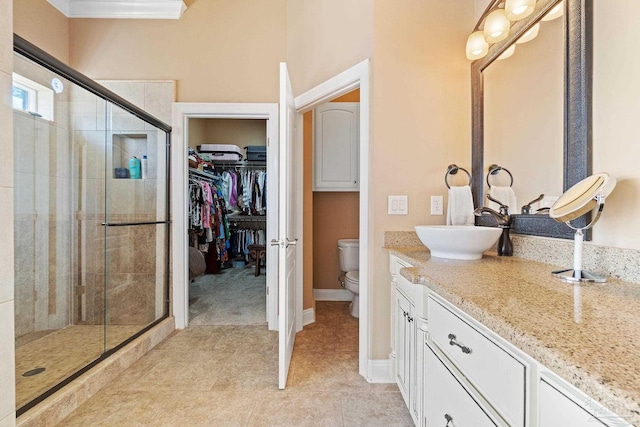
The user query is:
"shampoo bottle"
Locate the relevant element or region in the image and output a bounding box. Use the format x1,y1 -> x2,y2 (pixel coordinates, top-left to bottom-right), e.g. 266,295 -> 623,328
129,156 -> 141,179
141,155 -> 148,179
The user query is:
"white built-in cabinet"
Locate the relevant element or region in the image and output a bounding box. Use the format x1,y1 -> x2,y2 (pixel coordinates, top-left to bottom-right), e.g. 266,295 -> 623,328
388,254 -> 632,427
313,103 -> 359,191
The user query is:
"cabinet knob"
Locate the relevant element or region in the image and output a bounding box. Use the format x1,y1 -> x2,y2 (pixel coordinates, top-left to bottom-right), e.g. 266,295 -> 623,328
448,333 -> 472,354
444,414 -> 453,426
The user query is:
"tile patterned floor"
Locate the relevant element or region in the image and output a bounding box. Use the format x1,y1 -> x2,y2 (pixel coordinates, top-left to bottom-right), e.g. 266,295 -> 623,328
58,302 -> 413,426
15,325 -> 144,409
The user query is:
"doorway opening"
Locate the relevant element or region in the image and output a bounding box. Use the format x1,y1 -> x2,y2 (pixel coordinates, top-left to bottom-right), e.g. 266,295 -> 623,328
187,118 -> 270,326
171,103 -> 279,331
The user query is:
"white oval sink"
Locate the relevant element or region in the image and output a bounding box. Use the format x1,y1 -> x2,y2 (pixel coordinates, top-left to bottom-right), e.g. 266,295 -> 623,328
414,225 -> 502,260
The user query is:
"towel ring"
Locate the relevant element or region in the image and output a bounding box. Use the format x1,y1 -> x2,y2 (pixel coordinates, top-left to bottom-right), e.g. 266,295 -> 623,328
486,164 -> 514,188
445,164 -> 472,189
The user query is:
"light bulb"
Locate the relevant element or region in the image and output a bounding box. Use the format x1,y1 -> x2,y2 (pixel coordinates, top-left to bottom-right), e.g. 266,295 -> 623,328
466,31 -> 489,60
542,1 -> 564,21
497,44 -> 516,60
505,0 -> 536,21
516,22 -> 540,44
484,9 -> 511,43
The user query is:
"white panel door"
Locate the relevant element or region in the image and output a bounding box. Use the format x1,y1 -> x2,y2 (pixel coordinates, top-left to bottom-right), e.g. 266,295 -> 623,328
277,62 -> 298,390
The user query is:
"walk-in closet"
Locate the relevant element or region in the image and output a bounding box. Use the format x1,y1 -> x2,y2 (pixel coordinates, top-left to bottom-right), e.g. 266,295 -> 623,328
186,118 -> 270,326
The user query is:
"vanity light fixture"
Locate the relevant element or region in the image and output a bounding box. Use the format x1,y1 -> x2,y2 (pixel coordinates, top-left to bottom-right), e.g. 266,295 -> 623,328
516,22 -> 540,44
466,31 -> 490,60
505,0 -> 536,20
465,0 -> 563,61
484,9 -> 511,43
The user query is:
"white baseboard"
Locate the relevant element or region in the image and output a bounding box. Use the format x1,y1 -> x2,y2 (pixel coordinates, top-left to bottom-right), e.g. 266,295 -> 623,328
313,288 -> 353,301
367,359 -> 394,383
303,308 -> 315,326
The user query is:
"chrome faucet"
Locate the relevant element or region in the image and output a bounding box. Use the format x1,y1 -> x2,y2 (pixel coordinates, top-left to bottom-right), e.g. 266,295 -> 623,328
473,195 -> 513,256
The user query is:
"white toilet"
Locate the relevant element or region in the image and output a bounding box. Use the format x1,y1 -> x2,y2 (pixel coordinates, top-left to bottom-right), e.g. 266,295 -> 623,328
338,238 -> 360,318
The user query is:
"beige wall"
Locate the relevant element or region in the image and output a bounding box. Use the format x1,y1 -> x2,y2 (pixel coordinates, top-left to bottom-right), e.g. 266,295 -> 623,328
14,0 -> 69,63
313,192 -> 360,289
1,0 -> 16,423
592,0 -> 640,250
369,0 -> 475,358
286,0 -> 374,95
68,0 -> 286,102
188,119 -> 267,150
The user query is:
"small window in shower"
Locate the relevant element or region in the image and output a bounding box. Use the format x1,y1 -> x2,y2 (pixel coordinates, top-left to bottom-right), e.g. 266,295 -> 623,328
12,73 -> 54,121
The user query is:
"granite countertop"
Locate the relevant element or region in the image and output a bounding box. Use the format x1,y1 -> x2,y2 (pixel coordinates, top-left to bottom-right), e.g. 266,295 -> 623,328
386,245 -> 640,425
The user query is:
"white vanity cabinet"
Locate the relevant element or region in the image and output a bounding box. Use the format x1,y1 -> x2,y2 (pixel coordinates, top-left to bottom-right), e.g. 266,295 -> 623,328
427,296 -> 528,427
389,255 -> 426,426
423,343 -> 501,427
313,102 -> 359,191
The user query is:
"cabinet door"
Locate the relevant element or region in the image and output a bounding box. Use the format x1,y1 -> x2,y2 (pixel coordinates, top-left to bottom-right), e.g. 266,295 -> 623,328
395,289 -> 412,406
424,344 -> 500,427
313,103 -> 359,191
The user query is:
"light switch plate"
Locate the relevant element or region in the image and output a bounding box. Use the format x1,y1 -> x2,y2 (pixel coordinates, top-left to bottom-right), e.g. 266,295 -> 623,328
388,195 -> 408,215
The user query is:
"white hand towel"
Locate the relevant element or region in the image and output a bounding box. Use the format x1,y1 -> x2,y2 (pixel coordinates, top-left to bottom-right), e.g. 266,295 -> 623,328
446,185 -> 475,226
489,186 -> 517,212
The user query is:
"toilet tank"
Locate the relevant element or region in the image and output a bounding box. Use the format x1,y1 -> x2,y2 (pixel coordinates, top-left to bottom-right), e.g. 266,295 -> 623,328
338,239 -> 359,272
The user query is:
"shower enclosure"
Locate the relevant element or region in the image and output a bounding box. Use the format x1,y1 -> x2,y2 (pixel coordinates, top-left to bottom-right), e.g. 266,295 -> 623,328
12,36 -> 171,415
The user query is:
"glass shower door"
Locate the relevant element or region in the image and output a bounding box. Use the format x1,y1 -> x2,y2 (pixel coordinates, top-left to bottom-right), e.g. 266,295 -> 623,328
103,103 -> 169,351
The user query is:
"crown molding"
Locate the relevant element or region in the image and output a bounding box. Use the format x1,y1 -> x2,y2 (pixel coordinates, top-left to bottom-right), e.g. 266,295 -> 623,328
47,0 -> 187,19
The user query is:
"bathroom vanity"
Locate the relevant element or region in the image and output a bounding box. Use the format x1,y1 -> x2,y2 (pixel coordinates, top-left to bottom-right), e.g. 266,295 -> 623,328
387,248 -> 639,427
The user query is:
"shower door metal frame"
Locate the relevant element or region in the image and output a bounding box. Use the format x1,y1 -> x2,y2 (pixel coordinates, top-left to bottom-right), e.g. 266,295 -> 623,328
13,34 -> 172,416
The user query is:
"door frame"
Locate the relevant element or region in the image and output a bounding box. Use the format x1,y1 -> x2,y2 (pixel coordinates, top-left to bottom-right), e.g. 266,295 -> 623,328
171,102 -> 279,330
294,59 -> 371,379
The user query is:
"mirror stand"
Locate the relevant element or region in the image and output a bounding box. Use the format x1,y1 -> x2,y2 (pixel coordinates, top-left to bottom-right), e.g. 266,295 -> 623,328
552,194 -> 607,283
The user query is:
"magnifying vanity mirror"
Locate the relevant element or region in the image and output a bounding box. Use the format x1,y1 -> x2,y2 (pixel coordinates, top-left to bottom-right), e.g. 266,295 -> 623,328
549,173 -> 616,282
471,0 -> 593,239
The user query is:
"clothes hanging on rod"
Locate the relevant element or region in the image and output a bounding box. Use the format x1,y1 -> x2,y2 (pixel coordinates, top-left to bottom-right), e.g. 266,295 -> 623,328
188,169 -> 230,265
220,169 -> 267,216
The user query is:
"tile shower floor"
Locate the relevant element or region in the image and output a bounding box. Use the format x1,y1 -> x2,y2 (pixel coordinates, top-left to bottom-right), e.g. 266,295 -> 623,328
15,325 -> 143,409
58,301 -> 413,426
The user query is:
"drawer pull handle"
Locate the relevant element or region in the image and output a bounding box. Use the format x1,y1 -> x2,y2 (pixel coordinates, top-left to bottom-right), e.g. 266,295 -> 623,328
448,333 -> 472,354
444,414 -> 453,426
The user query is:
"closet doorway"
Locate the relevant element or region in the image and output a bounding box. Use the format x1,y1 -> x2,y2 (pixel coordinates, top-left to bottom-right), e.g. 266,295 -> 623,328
172,103 -> 279,331
188,118 -> 269,326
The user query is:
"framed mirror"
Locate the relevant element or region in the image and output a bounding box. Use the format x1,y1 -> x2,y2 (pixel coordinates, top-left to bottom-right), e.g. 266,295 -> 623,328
471,0 -> 593,239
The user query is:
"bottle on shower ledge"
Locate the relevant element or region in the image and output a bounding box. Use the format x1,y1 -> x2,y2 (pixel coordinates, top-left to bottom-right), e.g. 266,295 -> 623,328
141,155 -> 148,179
129,156 -> 141,179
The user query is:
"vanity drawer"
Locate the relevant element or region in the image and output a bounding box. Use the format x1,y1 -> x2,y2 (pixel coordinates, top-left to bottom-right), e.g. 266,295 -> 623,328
424,343 -> 501,427
427,297 -> 527,427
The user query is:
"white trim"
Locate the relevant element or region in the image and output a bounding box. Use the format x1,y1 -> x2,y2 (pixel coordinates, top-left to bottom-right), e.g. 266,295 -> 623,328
171,103 -> 279,330
47,0 -> 187,19
313,288 -> 353,302
367,359 -> 395,383
302,308 -> 315,326
293,59 -> 371,379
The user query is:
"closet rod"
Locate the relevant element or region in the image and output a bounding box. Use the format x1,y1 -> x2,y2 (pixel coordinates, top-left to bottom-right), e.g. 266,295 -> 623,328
213,162 -> 267,170
228,215 -> 267,222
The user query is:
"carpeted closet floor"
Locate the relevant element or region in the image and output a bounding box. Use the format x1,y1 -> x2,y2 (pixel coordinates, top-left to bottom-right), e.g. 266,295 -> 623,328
189,266 -> 267,326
